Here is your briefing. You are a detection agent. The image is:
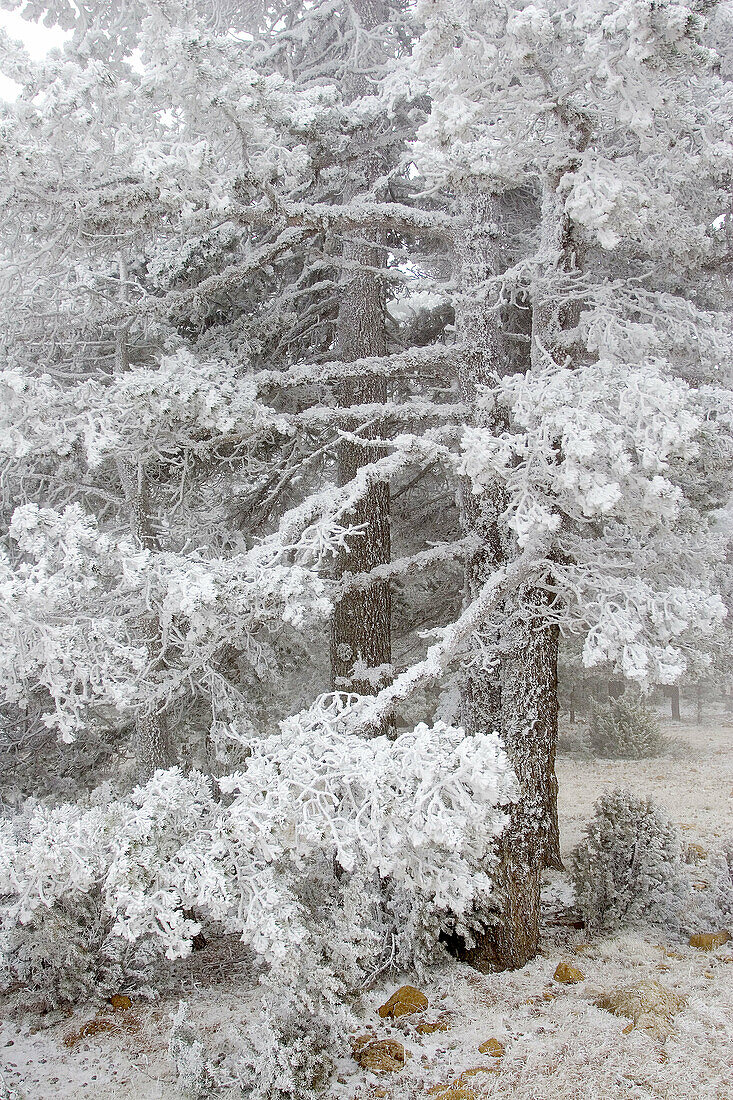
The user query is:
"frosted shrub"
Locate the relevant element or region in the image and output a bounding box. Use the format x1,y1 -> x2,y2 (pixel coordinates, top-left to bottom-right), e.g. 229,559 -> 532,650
557,725 -> 593,759
0,892 -> 104,1008
687,837 -> 733,933
0,696 -> 515,1096
168,1002 -> 220,1100
588,694 -> 663,759
572,788 -> 688,934
709,838 -> 733,925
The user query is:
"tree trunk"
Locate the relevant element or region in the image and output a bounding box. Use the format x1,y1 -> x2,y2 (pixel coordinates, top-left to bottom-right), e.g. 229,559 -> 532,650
329,235 -> 392,699
667,684 -> 681,721
608,679 -> 625,700
453,190 -> 563,972
115,262 -> 173,779
329,2 -> 391,702
117,459 -> 174,779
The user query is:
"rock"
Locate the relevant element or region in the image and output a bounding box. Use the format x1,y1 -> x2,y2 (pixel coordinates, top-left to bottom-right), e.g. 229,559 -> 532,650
415,1015 -> 452,1035
595,979 -> 686,1041
457,1067 -> 495,1081
689,931 -> 731,950
428,1067 -> 496,1100
427,1089 -> 475,1100
109,994 -> 132,1012
684,842 -> 708,863
352,1035 -> 411,1073
553,961 -> 585,984
63,1018 -> 115,1047
478,1037 -> 505,1057
377,985 -> 428,1019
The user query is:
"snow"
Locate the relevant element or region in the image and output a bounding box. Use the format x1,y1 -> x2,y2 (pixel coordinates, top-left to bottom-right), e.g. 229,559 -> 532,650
3,712 -> 730,1099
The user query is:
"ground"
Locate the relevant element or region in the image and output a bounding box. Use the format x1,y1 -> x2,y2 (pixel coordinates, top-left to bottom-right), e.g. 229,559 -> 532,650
1,713 -> 731,1100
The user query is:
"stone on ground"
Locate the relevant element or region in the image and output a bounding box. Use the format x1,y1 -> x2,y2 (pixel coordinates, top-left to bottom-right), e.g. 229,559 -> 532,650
554,961 -> 585,984
378,985 -> 429,1019
352,1035 -> 411,1073
595,978 -> 686,1040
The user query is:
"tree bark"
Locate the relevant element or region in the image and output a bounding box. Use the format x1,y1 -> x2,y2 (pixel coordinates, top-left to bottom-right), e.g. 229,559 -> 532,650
329,0 -> 392,703
453,190 -> 563,972
329,234 -> 392,697
608,679 -> 625,700
117,459 -> 174,779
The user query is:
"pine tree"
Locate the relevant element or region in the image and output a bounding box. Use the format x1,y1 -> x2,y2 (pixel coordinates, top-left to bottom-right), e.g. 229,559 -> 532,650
405,0 -> 733,966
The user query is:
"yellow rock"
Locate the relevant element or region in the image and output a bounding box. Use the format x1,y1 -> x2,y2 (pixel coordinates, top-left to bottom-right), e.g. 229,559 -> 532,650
596,979 -> 686,1041
352,1035 -> 411,1073
428,1067 -> 496,1099
553,961 -> 585,984
689,931 -> 731,950
455,1067 -> 495,1083
378,984 -> 428,1019
478,1037 -> 505,1057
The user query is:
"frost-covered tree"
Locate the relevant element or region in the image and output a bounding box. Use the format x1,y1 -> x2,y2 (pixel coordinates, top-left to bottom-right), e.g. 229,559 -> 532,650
1,2 -> 732,1068
389,0 -> 733,966
0,0 -> 453,781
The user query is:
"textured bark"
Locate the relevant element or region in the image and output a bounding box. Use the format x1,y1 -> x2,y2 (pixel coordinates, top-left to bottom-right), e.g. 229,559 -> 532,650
329,0 -> 391,701
330,235 -> 392,697
524,180 -> 586,874
453,190 -> 563,972
460,591 -> 561,970
117,459 -> 174,779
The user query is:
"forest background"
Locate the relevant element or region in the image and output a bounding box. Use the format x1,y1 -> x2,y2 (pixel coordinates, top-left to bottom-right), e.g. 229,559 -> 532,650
0,1 -> 732,1096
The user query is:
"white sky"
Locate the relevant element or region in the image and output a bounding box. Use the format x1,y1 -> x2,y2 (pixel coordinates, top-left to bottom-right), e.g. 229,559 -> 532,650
0,10 -> 68,99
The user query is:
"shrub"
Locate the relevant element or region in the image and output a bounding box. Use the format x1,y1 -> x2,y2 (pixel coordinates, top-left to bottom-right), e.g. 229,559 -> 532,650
588,693 -> 663,759
557,725 -> 593,759
686,837 -> 733,933
0,695 -> 516,1097
571,787 -> 688,934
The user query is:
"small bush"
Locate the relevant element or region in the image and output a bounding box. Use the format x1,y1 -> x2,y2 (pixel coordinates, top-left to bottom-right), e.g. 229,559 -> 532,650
557,725 -> 593,759
588,694 -> 663,758
0,892 -> 162,1010
687,837 -> 733,933
571,787 -> 688,934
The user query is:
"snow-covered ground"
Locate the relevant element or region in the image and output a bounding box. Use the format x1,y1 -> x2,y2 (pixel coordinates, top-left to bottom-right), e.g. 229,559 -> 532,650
2,713 -> 731,1100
